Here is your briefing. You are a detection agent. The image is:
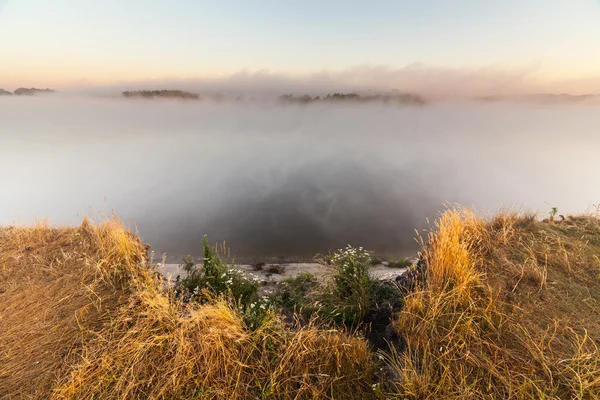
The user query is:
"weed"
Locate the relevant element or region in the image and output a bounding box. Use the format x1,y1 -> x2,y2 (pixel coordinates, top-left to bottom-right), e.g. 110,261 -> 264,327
387,257 -> 413,268
318,246 -> 374,326
271,272 -> 319,317
549,206 -> 559,221
179,236 -> 259,312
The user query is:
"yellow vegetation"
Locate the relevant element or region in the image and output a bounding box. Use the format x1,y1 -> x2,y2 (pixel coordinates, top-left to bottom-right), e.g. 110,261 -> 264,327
390,208 -> 600,399
0,218 -> 146,398
0,218 -> 374,399
2,208 -> 599,399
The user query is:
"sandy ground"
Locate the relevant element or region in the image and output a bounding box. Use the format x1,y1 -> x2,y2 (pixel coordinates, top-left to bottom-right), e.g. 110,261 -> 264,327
156,262 -> 409,285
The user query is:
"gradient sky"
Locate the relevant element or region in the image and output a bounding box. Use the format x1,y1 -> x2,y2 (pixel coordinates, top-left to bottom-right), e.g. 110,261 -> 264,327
2,0 -> 600,88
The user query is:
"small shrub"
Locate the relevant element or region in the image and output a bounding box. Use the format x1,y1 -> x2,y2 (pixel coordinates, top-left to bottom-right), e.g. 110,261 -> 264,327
266,264 -> 284,274
370,281 -> 404,308
315,253 -> 334,265
319,246 -> 373,326
179,236 -> 260,312
272,247 -> 380,327
272,272 -> 319,313
241,294 -> 274,329
363,280 -> 405,351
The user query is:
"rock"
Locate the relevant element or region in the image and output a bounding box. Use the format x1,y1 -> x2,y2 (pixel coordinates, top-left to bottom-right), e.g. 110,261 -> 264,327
376,271 -> 406,281
395,254 -> 427,291
379,364 -> 401,384
265,264 -> 285,274
251,261 -> 265,271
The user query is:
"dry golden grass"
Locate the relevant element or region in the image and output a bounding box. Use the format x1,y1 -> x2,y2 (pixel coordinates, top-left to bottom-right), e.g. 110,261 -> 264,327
389,208 -> 600,399
1,218 -> 374,399
0,217 -> 147,399
54,297 -> 373,399
3,208 -> 599,399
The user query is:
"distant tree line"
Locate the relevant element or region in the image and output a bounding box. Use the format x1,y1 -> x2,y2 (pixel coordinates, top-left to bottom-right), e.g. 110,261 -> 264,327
0,88 -> 56,96
122,90 -> 200,100
278,92 -> 425,105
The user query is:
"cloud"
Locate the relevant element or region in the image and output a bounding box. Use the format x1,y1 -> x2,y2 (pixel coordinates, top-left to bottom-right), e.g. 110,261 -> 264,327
66,64 -> 600,99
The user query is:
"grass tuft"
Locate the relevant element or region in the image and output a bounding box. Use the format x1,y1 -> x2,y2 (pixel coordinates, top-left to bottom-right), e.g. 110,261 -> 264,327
1,219 -> 374,399
387,208 -> 600,399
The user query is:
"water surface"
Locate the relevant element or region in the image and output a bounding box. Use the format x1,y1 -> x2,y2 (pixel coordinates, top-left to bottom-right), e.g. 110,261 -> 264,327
2,97 -> 599,261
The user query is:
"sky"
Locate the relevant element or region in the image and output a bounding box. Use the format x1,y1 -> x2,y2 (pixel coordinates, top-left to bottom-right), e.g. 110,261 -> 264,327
2,0 -> 600,93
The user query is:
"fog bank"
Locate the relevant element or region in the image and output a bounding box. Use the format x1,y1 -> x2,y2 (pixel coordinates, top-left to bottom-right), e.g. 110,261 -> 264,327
1,97 -> 599,261
20,65 -> 600,99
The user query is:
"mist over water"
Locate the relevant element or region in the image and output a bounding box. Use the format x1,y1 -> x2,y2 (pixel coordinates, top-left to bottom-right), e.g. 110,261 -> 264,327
1,96 -> 599,261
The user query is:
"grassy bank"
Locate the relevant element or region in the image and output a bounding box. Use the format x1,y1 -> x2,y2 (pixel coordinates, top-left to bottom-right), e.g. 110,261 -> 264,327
1,208 -> 599,399
391,208 -> 600,398
0,218 -> 373,399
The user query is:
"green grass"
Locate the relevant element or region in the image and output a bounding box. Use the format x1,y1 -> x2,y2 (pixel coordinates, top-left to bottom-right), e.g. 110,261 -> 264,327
179,236 -> 260,312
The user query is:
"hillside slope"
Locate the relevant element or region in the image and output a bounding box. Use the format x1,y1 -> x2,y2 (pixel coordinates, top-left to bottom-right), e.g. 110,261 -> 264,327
0,219 -> 373,399
0,219 -> 147,398
393,209 -> 600,398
